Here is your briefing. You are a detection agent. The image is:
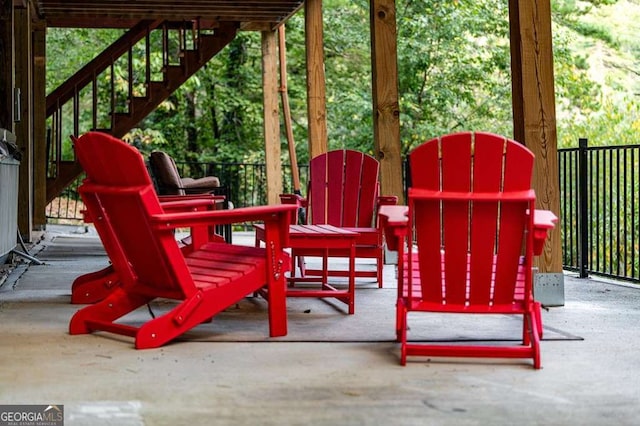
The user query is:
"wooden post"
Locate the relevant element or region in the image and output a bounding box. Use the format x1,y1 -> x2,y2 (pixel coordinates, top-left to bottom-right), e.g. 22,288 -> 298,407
509,0 -> 564,295
0,0 -> 12,129
32,20 -> 47,231
262,30 -> 282,205
305,0 -> 328,159
16,6 -> 33,239
509,0 -> 525,145
370,0 -> 403,203
279,25 -> 301,195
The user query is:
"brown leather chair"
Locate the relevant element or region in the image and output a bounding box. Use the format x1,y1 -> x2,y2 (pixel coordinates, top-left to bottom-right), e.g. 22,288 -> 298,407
149,151 -> 220,195
149,151 -> 232,242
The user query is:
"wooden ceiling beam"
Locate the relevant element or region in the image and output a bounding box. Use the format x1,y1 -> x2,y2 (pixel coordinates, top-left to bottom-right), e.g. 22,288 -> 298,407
34,0 -> 303,30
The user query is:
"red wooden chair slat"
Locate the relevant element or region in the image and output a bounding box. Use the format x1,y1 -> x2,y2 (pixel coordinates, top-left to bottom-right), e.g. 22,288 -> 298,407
309,153 -> 329,224
342,151 -> 363,227
325,150 -> 346,225
381,131 -> 557,368
69,132 -> 295,349
469,134 -> 504,304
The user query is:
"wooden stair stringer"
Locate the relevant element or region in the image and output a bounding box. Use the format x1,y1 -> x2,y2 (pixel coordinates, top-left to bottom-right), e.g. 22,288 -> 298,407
110,22 -> 239,139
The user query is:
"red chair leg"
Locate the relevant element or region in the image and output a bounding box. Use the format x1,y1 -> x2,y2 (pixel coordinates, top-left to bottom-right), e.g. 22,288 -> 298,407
69,288 -> 151,335
400,305 -> 408,366
70,265 -> 119,304
529,312 -> 542,369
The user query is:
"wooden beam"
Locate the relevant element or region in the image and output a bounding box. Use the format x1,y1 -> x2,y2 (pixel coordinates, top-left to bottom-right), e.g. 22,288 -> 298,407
15,6 -> 32,238
305,0 -> 327,159
33,20 -> 47,231
262,30 -> 282,205
0,0 -> 12,129
509,0 -> 562,274
509,0 -> 524,144
370,0 -> 403,203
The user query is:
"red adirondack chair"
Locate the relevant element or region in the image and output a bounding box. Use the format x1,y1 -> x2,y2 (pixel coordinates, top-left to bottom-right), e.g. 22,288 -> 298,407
281,150 -> 397,288
69,135 -> 227,305
69,132 -> 296,349
380,132 -> 557,368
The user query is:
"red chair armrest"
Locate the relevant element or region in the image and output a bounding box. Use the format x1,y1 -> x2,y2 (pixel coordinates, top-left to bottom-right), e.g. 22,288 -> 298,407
159,194 -> 225,203
280,193 -> 307,207
532,209 -> 558,255
159,196 -> 224,213
377,195 -> 398,207
378,205 -> 409,251
152,204 -> 297,249
152,204 -> 295,227
280,193 -> 308,225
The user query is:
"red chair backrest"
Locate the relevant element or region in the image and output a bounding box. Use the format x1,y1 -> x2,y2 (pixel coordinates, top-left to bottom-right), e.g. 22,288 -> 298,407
408,132 -> 536,306
307,150 -> 379,227
74,132 -> 197,299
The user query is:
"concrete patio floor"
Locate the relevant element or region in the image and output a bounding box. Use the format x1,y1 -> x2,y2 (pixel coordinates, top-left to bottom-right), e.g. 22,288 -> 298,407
1,225 -> 639,425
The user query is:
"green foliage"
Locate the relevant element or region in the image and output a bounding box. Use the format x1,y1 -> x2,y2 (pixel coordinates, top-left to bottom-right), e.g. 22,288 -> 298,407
46,28 -> 124,93
396,0 -> 514,153
137,32 -> 270,164
552,31 -> 603,126
572,21 -> 619,47
47,0 -> 639,159
552,0 -> 620,48
323,1 -> 375,155
122,128 -> 168,154
558,97 -> 640,147
584,0 -> 620,7
552,0 -> 640,147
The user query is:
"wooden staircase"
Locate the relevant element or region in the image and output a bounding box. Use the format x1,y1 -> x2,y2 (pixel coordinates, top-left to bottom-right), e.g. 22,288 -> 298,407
46,20 -> 238,203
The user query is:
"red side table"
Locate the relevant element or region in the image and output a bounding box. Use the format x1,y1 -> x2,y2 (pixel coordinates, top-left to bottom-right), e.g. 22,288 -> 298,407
255,224 -> 360,314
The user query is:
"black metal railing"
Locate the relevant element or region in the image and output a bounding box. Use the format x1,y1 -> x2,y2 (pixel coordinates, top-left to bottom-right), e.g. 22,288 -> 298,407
45,176 -> 85,223
46,143 -> 640,283
559,140 -> 639,283
46,163 -> 309,230
172,162 -> 309,211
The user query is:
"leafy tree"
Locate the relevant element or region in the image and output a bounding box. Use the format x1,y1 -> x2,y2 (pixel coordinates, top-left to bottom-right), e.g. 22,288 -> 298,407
396,0 -> 513,154
552,0 -> 640,147
47,0 -> 639,158
322,1 -> 375,155
46,28 -> 123,93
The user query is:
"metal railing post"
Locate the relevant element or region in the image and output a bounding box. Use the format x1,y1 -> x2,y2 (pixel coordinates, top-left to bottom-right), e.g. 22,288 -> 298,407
578,138 -> 589,278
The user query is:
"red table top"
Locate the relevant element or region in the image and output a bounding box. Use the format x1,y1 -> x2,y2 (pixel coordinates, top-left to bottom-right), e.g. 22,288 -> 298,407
254,224 -> 359,247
